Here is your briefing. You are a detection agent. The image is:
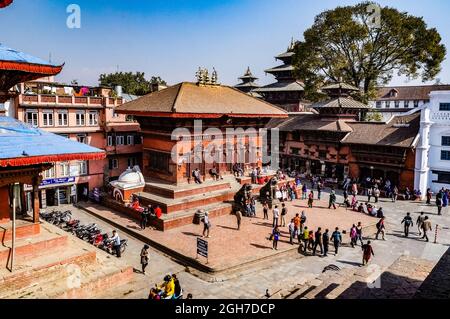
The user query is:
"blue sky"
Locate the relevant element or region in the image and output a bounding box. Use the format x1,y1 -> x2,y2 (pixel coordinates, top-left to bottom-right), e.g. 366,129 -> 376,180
1,0 -> 449,87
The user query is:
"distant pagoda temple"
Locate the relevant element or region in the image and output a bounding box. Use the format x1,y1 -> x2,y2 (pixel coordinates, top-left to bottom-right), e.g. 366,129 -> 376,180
314,82 -> 370,120
254,39 -> 307,112
234,67 -> 261,97
269,81 -> 419,188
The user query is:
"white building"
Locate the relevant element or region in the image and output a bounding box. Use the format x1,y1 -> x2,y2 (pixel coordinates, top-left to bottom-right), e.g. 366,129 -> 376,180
369,85 -> 450,122
414,90 -> 450,195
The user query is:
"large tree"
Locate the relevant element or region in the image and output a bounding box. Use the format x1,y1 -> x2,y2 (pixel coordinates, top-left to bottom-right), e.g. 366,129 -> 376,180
293,2 -> 446,101
99,72 -> 166,96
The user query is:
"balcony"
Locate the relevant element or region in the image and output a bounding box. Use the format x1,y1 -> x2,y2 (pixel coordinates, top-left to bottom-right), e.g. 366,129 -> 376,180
20,94 -> 123,108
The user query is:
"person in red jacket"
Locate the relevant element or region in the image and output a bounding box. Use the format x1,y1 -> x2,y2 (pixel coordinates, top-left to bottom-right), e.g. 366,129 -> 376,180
154,205 -> 162,219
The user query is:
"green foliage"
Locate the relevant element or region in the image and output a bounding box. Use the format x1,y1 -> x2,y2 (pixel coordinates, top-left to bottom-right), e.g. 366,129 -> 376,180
293,1 -> 446,102
98,72 -> 167,96
365,110 -> 383,122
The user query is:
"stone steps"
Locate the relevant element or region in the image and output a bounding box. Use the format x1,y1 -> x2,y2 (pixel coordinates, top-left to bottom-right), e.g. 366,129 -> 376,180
280,255 -> 437,300
137,187 -> 238,215
0,222 -> 134,299
144,179 -> 233,199
0,223 -> 68,267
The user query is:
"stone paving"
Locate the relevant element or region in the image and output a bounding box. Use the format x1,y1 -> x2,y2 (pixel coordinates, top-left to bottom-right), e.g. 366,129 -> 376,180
64,187 -> 450,299
79,197 -> 376,271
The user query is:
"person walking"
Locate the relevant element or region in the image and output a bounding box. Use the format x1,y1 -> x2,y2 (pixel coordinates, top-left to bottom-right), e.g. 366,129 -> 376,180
293,213 -> 301,244
328,189 -> 337,210
331,227 -> 342,255
317,182 -> 323,200
356,222 -> 364,246
401,212 -> 414,237
263,202 -> 269,220
367,187 -> 372,203
375,217 -> 386,240
350,224 -> 357,248
302,226 -> 309,254
302,184 -> 308,200
272,205 -> 280,228
140,245 -> 150,274
308,191 -> 314,208
272,226 -> 280,250
313,227 -> 323,256
202,212 -> 211,238
288,219 -> 295,245
235,210 -> 242,230
281,203 -> 287,227
426,188 -> 433,205
421,216 -> 432,242
436,191 -> 443,215
323,229 -> 330,257
374,187 -> 380,203
417,212 -> 425,236
362,241 -> 375,266
140,207 -> 150,230
110,230 -> 122,258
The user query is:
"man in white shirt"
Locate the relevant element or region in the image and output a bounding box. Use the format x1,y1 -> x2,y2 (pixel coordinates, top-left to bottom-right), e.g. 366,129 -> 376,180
110,230 -> 122,258
273,205 -> 280,228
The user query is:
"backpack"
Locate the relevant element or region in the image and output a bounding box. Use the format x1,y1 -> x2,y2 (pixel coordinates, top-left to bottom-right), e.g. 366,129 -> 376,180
281,208 -> 287,216
376,220 -> 383,229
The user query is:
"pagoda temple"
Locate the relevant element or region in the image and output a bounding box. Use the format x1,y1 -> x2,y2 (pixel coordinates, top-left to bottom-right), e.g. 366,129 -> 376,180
254,39 -> 307,112
116,73 -> 287,230
234,67 -> 261,97
270,81 -> 419,189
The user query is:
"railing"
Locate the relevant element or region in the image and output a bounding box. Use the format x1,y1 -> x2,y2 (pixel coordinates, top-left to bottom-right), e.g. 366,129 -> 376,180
20,94 -> 123,107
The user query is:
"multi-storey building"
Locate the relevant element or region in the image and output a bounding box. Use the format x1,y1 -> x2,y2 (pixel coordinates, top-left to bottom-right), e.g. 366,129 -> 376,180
415,90 -> 450,194
369,84 -> 450,121
7,81 -> 142,207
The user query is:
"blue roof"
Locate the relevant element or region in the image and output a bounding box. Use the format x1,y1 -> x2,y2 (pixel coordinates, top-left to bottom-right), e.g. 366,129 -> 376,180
0,43 -> 55,66
0,116 -> 104,161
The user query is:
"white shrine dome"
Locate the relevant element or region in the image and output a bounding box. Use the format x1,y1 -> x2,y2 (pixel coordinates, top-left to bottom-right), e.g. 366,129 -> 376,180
110,166 -> 145,190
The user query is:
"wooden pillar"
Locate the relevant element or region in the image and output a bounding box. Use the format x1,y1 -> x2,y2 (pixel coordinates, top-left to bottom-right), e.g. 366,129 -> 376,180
32,180 -> 40,224
0,185 -> 11,224
20,183 -> 27,214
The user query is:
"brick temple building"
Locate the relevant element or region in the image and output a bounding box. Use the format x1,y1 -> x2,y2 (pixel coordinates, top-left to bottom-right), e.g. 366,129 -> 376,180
271,82 -> 420,189
115,76 -> 287,230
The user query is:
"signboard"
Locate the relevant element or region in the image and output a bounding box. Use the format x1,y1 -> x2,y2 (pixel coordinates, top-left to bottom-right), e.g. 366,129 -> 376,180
40,177 -> 75,187
197,238 -> 208,258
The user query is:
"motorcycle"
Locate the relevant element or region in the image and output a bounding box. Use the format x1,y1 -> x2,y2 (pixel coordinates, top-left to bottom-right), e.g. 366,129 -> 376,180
100,236 -> 128,256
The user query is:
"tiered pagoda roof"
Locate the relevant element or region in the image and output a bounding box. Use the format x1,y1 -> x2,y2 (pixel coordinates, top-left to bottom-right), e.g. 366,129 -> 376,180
254,39 -> 306,112
312,82 -> 370,116
234,67 -> 261,96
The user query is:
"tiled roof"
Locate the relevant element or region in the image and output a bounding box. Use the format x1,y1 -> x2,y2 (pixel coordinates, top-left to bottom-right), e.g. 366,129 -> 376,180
312,97 -> 370,109
265,64 -> 295,73
343,113 -> 420,148
376,85 -> 450,101
0,44 -> 55,66
116,82 -> 287,118
267,113 -> 353,133
254,81 -> 305,93
0,116 -> 105,167
321,82 -> 359,92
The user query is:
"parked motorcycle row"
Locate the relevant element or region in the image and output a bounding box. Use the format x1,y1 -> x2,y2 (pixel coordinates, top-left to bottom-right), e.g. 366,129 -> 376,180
39,210 -> 128,256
